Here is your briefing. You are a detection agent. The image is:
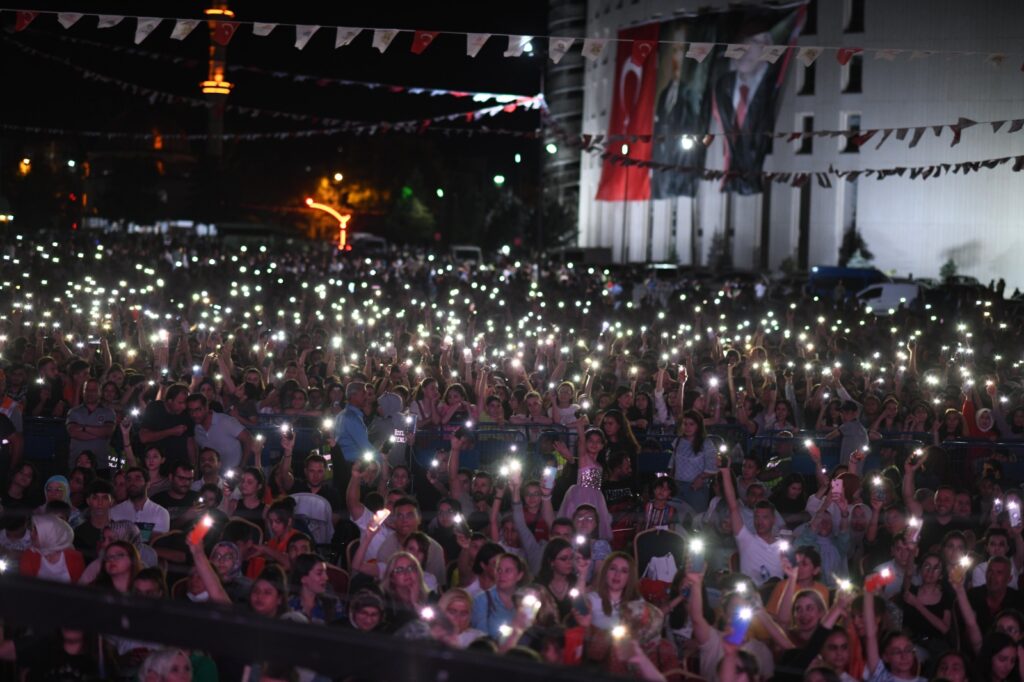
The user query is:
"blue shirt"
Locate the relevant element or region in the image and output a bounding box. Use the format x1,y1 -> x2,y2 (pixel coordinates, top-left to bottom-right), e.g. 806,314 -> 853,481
334,404 -> 374,462
471,587 -> 516,640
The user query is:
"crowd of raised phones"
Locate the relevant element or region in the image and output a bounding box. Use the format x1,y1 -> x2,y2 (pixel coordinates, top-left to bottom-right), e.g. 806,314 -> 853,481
1,232 -> 1024,682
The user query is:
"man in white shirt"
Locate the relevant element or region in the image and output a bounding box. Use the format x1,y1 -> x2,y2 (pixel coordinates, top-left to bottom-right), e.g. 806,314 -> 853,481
110,466 -> 170,543
720,460 -> 784,586
187,393 -> 256,471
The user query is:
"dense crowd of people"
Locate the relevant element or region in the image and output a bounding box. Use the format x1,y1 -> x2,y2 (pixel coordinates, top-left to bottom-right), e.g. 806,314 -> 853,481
1,231 -> 1024,682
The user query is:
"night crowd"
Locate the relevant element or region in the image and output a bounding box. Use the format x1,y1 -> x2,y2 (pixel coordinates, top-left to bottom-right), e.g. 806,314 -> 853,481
1,232 -> 1024,682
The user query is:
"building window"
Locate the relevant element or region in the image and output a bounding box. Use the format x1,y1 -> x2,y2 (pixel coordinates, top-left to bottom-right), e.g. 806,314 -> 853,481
797,115 -> 814,155
844,0 -> 865,33
842,113 -> 861,153
842,55 -> 863,93
797,61 -> 816,96
802,0 -> 818,36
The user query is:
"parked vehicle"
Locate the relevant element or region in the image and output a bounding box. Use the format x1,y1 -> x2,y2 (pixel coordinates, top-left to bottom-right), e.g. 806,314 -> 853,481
856,283 -> 921,314
806,266 -> 889,300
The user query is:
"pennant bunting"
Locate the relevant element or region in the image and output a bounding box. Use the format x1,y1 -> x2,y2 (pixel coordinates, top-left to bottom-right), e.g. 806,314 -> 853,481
466,33 -> 490,57
503,35 -> 530,57
170,19 -> 200,41
873,49 -> 902,61
57,13 -> 83,29
14,11 -> 38,31
1009,119 -> 1024,133
685,43 -> 713,63
797,47 -> 822,67
411,31 -> 440,54
134,17 -> 161,45
836,47 -> 863,65
253,23 -> 277,37
294,25 -> 319,50
581,38 -> 608,61
724,44 -> 749,60
549,37 -> 575,63
895,128 -> 909,141
211,21 -> 239,46
97,16 -> 124,29
874,129 -> 893,149
758,45 -> 788,63
631,39 -> 656,65
992,120 -> 1007,133
372,29 -> 398,53
908,127 -> 926,148
335,27 -> 362,48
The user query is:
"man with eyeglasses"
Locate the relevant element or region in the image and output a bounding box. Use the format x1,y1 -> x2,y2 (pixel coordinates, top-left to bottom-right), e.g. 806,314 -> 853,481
375,496 -> 447,587
150,462 -> 200,529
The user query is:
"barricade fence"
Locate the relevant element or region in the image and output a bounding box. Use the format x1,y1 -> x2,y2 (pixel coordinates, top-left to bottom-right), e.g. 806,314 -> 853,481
22,416 -> 1024,487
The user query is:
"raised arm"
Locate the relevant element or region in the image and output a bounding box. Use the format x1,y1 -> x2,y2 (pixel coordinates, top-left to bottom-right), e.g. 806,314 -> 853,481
902,457 -> 924,517
273,430 -> 296,493
864,583 -> 881,673
719,461 -> 744,538
685,571 -> 713,645
952,570 -> 983,655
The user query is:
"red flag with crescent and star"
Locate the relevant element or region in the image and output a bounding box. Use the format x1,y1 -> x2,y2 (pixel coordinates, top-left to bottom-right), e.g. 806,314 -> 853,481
595,24 -> 660,201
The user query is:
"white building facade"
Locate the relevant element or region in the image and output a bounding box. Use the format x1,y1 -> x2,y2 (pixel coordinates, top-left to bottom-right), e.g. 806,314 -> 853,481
577,0 -> 1024,287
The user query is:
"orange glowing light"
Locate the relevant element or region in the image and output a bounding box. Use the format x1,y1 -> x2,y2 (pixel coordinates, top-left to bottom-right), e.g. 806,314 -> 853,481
204,8 -> 235,17
305,198 -> 351,251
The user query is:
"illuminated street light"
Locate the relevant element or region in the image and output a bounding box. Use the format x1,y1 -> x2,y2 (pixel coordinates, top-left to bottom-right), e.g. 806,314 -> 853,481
305,198 -> 351,251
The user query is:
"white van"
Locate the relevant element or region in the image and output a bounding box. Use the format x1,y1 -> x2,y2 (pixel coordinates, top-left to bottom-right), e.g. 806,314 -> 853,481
450,245 -> 483,264
856,283 -> 920,314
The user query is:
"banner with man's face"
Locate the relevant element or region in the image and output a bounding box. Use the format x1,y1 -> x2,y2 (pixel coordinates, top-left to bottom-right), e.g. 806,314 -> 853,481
597,5 -> 806,200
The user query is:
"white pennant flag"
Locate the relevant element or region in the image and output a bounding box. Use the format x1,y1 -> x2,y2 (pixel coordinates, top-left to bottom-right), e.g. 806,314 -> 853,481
723,44 -> 749,60
504,35 -> 532,57
295,25 -> 319,50
335,27 -> 362,48
372,29 -> 398,53
170,19 -> 200,41
873,49 -> 902,61
134,17 -> 161,44
97,15 -> 124,29
57,13 -> 83,29
685,43 -> 713,63
253,23 -> 277,37
796,46 -> 823,67
581,38 -> 608,61
467,33 -> 490,57
758,45 -> 787,63
549,37 -> 575,63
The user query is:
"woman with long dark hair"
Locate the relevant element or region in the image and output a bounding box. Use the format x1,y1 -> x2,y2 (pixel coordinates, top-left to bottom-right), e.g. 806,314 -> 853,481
534,537 -> 585,620
668,409 -> 718,513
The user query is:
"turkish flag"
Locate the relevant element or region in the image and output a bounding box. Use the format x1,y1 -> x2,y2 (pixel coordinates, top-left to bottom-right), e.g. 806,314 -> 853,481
411,30 -> 439,54
15,11 -> 38,32
595,24 -> 659,201
211,21 -> 239,46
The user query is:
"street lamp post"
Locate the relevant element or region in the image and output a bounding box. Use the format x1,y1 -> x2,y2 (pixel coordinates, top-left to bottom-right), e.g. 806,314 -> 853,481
305,197 -> 350,250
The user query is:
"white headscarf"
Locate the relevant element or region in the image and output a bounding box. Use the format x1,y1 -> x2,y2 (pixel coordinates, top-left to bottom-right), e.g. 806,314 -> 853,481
32,514 -> 74,555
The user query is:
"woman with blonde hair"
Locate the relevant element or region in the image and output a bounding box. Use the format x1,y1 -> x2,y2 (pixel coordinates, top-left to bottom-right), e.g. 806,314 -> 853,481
438,588 -> 486,647
380,551 -> 431,632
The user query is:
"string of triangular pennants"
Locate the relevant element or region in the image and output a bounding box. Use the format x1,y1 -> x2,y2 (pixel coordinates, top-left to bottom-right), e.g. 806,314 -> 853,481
584,116 -> 1024,150
6,8 -> 1024,69
543,111 -> 1024,187
30,31 -> 531,104
0,121 -> 542,142
3,38 -> 544,129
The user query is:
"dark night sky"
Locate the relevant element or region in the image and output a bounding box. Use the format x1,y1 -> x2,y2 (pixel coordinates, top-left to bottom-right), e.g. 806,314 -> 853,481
1,1 -> 552,241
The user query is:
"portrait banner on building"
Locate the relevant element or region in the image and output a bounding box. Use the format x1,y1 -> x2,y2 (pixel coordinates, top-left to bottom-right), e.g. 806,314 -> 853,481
594,24 -> 660,201
597,4 -> 806,200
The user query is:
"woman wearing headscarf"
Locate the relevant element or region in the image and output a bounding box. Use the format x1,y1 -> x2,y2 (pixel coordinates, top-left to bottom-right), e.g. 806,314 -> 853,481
19,514 -> 85,583
207,540 -> 253,604
36,475 -> 82,527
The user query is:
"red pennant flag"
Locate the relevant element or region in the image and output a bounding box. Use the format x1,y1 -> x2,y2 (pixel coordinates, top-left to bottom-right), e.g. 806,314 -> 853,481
631,39 -> 656,65
15,11 -> 38,32
836,47 -> 863,66
211,21 -> 239,46
411,30 -> 439,54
